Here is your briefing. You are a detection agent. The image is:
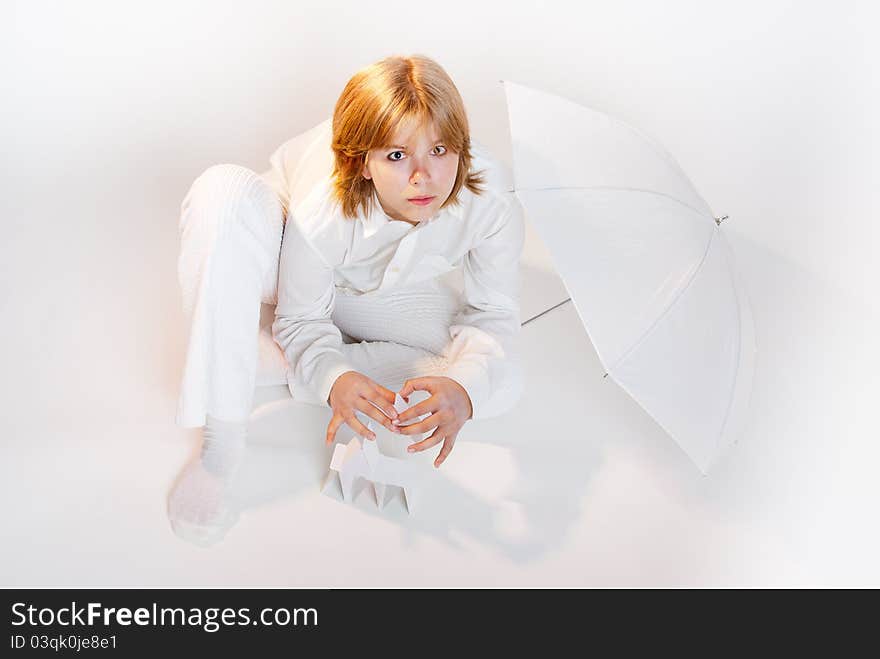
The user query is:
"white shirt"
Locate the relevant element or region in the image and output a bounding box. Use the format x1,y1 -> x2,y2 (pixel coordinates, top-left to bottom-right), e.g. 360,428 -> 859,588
262,119 -> 525,419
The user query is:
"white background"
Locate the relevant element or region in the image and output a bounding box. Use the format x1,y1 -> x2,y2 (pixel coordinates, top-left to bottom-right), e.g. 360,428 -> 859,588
2,0 -> 878,586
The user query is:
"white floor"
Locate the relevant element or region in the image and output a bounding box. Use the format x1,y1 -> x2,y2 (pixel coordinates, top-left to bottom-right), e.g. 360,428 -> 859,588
2,216 -> 877,587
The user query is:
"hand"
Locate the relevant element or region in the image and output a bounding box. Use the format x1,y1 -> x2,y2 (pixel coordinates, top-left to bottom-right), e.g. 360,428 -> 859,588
326,371 -> 403,445
393,376 -> 473,468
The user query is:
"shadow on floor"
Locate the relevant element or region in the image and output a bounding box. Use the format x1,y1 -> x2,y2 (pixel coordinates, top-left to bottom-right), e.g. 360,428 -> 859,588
167,229 -> 880,576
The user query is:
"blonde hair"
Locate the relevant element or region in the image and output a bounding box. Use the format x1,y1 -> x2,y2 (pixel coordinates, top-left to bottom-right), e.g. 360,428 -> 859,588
330,54 -> 486,220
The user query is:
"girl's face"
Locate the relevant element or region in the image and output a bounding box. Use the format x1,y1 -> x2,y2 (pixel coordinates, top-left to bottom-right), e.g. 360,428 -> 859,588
362,116 -> 459,225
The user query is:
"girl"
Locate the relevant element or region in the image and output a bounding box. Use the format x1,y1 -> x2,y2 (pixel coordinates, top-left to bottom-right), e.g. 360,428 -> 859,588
169,54 -> 525,545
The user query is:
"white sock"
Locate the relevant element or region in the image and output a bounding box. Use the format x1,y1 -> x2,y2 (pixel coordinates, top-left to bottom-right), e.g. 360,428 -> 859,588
200,415 -> 247,475
167,415 -> 248,547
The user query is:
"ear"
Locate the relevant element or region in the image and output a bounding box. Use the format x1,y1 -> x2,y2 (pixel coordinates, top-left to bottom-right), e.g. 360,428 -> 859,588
362,153 -> 372,180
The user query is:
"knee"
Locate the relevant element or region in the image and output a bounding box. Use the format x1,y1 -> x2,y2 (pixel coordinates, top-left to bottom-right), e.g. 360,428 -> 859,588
190,163 -> 263,197
181,164 -> 284,235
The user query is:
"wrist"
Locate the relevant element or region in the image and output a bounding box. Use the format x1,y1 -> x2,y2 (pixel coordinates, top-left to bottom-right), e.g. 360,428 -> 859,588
444,377 -> 473,420
327,370 -> 357,405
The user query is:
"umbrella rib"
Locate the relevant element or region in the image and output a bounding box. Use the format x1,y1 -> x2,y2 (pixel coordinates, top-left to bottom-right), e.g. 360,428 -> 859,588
714,237 -> 747,456
607,227 -> 720,375
514,185 -> 711,220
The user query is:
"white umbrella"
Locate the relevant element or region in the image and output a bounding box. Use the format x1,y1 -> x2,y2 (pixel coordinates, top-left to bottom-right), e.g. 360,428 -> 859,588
503,80 -> 756,474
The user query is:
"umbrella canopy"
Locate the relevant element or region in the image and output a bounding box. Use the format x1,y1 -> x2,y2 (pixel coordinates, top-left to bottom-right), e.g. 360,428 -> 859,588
503,80 -> 756,473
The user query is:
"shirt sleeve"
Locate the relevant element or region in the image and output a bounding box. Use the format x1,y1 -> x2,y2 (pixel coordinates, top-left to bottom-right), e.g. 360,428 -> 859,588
441,192 -> 526,420
271,218 -> 356,407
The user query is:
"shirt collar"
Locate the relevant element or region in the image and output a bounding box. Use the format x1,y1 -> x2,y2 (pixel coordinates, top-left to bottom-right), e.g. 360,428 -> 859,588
359,190 -> 464,239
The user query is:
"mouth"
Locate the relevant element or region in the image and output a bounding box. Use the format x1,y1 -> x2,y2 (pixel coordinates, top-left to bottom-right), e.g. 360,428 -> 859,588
407,196 -> 435,206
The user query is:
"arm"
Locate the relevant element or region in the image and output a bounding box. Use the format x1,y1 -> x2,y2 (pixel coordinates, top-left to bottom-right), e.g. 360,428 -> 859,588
441,191 -> 526,420
271,219 -> 355,407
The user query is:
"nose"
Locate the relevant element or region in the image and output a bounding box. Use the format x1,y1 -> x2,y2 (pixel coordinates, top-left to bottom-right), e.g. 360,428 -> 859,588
410,158 -> 431,185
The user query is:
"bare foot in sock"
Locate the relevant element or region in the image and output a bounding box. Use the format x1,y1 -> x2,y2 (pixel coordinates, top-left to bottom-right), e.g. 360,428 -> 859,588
167,415 -> 247,547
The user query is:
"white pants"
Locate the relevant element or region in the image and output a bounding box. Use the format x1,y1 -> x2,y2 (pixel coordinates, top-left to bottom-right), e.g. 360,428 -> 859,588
175,164 -> 462,428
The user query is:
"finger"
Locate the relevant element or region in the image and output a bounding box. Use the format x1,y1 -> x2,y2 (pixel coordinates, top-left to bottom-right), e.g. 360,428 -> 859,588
433,434 -> 458,468
365,390 -> 399,420
325,413 -> 346,445
393,396 -> 438,426
398,377 -> 436,401
345,412 -> 376,441
407,427 -> 445,453
395,412 -> 443,436
373,383 -> 398,407
355,398 -> 401,433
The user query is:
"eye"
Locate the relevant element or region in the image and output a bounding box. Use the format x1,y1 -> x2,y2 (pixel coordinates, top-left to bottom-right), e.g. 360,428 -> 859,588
387,151 -> 404,162
433,145 -> 447,155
